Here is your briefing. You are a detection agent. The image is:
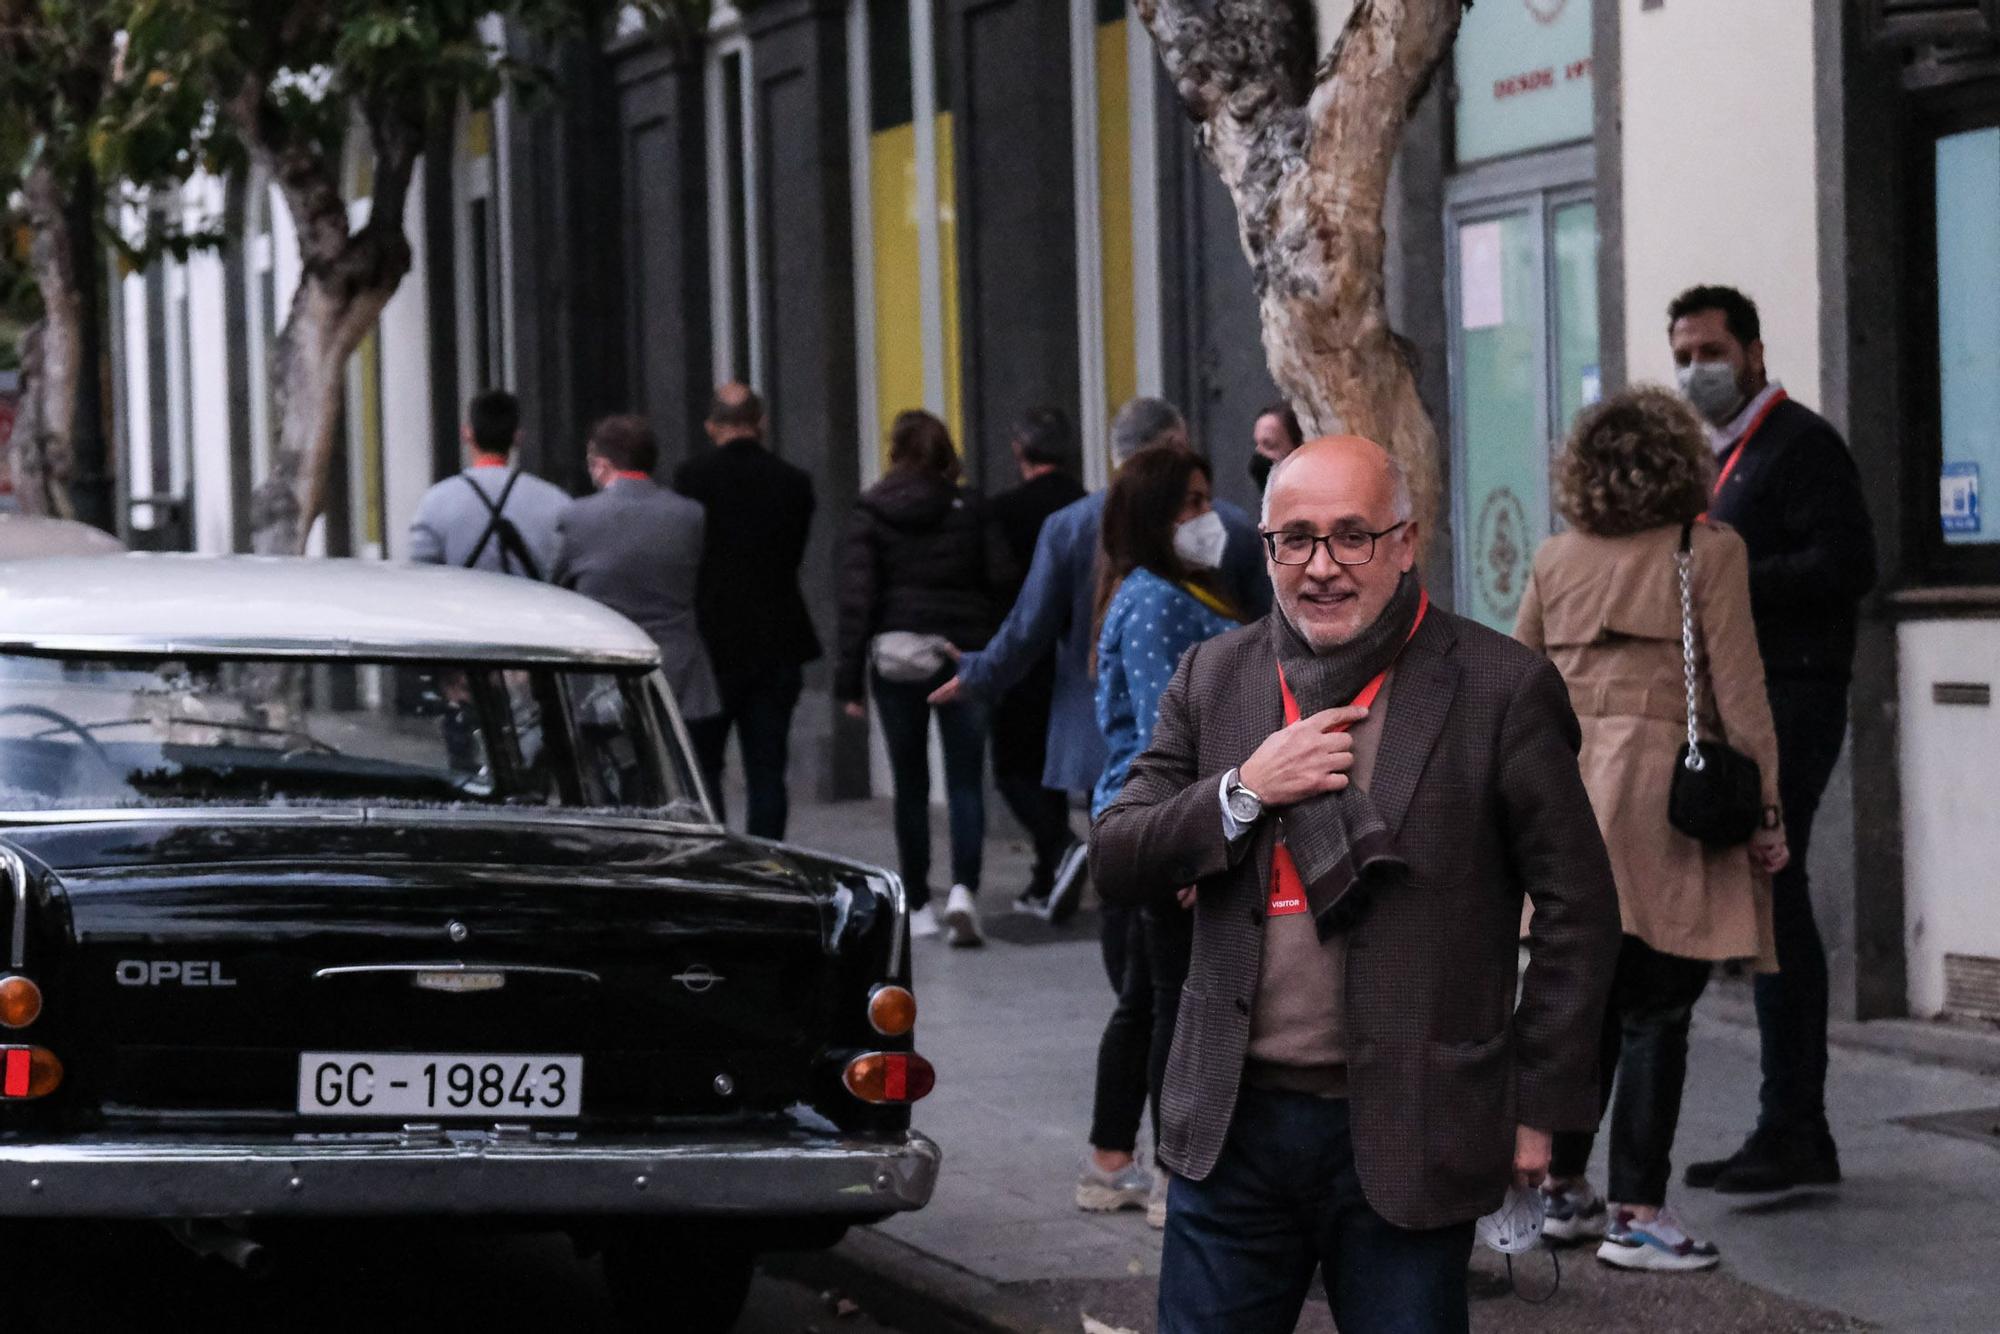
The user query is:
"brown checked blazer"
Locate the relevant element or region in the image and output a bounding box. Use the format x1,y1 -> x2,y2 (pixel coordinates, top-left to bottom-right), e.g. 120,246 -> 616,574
1089,608 -> 1620,1231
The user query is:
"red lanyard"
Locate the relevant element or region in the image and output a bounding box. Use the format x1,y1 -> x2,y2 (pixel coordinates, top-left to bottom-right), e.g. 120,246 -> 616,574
1711,390 -> 1787,499
1275,590 -> 1430,729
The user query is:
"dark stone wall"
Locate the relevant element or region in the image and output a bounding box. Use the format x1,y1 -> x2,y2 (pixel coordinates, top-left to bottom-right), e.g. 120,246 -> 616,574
610,41 -> 712,482
747,0 -> 867,798
939,0 -> 1082,495
1156,82 -> 1280,519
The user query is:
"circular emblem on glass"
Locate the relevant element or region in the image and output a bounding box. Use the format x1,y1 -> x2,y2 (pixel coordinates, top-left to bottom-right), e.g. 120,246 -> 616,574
1474,487 -> 1531,624
1524,0 -> 1568,24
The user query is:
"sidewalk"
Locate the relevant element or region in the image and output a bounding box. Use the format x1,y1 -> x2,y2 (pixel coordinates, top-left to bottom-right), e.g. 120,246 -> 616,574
778,793 -> 2000,1333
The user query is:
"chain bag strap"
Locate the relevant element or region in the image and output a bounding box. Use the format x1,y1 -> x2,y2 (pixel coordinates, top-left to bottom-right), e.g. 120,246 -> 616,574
1667,524 -> 1764,847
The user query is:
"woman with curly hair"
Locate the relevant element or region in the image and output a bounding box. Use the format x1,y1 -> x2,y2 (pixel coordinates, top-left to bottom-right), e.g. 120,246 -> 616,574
1515,385 -> 1789,1273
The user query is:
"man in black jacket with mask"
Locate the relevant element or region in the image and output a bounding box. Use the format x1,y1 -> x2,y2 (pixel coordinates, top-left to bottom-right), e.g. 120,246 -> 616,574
1667,285 -> 1876,1195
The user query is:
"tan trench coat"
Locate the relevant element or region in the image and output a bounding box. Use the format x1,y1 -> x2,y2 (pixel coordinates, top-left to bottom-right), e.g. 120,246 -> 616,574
1516,522 -> 1779,968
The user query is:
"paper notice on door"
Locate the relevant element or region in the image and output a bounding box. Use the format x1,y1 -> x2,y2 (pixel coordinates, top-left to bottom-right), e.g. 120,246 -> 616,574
1460,220 -> 1505,330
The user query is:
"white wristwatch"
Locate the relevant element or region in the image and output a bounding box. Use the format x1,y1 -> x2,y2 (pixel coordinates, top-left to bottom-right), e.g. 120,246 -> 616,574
1223,767 -> 1265,825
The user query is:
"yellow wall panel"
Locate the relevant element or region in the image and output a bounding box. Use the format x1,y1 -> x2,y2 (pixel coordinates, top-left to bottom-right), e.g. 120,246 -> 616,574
935,112 -> 966,453
871,122 -> 925,472
1097,20 -> 1137,424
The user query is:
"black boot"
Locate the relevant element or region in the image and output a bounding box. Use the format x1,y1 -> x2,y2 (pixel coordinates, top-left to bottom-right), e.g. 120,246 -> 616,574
1705,1124 -> 1841,1194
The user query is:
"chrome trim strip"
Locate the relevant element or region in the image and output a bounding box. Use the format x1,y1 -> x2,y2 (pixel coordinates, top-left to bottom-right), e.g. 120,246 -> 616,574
313,963 -> 602,984
0,807 -> 722,835
0,634 -> 659,668
0,1129 -> 941,1220
0,845 -> 26,970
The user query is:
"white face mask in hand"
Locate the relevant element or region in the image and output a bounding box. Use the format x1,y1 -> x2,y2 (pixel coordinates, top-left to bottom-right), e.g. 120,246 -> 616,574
1476,1182 -> 1546,1255
1173,509 -> 1229,571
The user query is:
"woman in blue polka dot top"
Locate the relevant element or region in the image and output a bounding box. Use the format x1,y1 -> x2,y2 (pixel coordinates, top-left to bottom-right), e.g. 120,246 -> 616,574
1075,444 -> 1245,1225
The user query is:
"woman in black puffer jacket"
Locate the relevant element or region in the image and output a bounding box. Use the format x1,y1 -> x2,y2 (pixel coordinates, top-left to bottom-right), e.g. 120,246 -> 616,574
837,410 -> 998,946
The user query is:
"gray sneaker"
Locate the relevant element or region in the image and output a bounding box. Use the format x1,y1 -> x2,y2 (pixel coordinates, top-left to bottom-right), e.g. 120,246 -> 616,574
1075,1157 -> 1151,1213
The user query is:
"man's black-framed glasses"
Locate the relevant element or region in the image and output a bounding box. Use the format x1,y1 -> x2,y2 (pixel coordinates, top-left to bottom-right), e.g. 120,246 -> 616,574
1260,522 -> 1408,567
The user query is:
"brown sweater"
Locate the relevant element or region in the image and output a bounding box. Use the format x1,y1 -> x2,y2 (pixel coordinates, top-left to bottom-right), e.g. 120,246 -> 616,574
1244,669 -> 1394,1097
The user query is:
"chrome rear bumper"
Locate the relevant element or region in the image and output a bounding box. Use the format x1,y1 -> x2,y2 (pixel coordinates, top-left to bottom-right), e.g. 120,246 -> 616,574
0,1125 -> 940,1220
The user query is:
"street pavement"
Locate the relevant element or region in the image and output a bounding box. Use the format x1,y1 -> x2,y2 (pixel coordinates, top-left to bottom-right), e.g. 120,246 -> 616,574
783,790 -> 2000,1334
2,1218 -> 920,1333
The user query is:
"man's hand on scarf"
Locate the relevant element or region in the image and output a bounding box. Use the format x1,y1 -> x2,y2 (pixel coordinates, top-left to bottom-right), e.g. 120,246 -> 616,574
1237,706 -> 1367,806
1512,1124 -> 1552,1189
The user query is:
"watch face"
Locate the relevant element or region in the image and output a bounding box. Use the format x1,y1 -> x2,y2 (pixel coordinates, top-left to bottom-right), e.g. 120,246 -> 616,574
1228,788 -> 1260,822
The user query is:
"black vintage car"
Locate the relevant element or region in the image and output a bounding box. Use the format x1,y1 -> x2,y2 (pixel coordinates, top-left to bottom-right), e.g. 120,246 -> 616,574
0,555 -> 938,1330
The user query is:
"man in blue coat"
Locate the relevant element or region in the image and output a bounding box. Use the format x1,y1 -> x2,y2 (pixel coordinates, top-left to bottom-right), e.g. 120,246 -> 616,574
930,397 -> 1268,919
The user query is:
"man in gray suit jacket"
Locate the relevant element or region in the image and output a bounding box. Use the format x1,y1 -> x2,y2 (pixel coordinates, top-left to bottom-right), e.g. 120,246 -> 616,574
1090,437 -> 1618,1333
553,415 -> 722,741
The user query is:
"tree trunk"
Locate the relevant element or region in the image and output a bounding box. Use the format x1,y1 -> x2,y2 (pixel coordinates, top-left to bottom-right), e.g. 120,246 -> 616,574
1136,0 -> 1463,536
237,98 -> 421,555
249,269 -> 400,554
11,158 -> 84,520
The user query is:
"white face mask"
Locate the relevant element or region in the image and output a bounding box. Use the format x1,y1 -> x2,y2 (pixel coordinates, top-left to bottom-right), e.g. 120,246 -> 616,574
1173,509 -> 1229,571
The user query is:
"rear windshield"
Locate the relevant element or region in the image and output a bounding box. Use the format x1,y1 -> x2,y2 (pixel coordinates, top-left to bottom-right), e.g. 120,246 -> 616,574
0,654 -> 708,819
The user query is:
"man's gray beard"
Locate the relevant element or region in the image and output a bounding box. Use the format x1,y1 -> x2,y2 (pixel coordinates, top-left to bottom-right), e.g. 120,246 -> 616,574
1276,593 -> 1362,655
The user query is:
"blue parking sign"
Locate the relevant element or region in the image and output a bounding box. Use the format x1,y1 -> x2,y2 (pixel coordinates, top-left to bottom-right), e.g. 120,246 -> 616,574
1942,462 -> 1981,536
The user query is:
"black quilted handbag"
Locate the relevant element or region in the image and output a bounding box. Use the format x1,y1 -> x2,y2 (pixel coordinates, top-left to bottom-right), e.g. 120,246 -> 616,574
1667,525 -> 1764,847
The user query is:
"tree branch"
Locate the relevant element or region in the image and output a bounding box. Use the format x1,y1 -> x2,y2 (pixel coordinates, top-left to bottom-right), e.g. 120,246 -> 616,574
1133,0 -> 1317,128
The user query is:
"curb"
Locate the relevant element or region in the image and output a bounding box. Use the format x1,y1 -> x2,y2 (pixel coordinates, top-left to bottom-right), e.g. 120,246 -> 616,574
1702,987 -> 2000,1076
765,1227 -> 1063,1334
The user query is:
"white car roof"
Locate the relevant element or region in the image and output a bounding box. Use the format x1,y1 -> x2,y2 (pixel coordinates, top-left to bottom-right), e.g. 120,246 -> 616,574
0,555 -> 662,666
0,515 -> 127,560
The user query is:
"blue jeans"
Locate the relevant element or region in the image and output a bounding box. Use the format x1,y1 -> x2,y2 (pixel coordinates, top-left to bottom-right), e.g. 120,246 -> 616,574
1756,680 -> 1848,1135
689,661 -> 804,840
871,666 -> 988,910
1160,1089 -> 1473,1334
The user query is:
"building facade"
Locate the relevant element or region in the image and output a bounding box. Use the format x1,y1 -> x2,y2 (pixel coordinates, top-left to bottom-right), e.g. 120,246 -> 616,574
104,0 -> 2000,1025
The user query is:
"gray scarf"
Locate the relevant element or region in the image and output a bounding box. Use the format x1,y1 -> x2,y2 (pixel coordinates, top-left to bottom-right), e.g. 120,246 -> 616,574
1271,572 -> 1425,940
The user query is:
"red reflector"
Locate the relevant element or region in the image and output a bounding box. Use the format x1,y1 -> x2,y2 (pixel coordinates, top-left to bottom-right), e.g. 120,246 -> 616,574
842,1050 -> 936,1104
2,1048 -> 26,1098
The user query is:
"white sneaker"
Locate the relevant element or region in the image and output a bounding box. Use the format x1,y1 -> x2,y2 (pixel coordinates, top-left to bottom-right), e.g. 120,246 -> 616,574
942,884 -> 983,947
1596,1206 -> 1721,1272
908,904 -> 941,939
1541,1178 -> 1609,1243
1075,1156 -> 1150,1212
1146,1166 -> 1170,1229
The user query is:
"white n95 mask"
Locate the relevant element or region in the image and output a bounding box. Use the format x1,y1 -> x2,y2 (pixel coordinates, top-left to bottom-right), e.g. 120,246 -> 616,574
1173,509 -> 1229,571
1475,1182 -> 1546,1255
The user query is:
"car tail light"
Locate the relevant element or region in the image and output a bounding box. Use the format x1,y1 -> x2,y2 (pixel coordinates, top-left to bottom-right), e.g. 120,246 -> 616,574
867,984 -> 916,1037
0,1047 -> 61,1099
842,1051 -> 935,1104
0,976 -> 41,1028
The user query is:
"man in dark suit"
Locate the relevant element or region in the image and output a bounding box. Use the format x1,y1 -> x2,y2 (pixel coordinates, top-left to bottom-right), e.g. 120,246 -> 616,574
553,414 -> 721,735
1090,436 -> 1619,1333
673,384 -> 821,839
985,406 -> 1088,917
1666,286 -> 1877,1194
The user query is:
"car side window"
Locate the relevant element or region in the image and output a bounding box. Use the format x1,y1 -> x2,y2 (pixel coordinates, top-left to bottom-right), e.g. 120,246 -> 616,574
564,673 -> 661,810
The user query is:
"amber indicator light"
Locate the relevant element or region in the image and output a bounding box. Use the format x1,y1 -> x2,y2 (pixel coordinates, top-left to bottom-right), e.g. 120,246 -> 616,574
0,976 -> 42,1029
867,985 -> 916,1037
0,1047 -> 61,1099
842,1051 -> 936,1104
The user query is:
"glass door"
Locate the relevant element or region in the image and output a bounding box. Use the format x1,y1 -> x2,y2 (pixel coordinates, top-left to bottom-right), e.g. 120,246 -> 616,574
1447,186 -> 1599,633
